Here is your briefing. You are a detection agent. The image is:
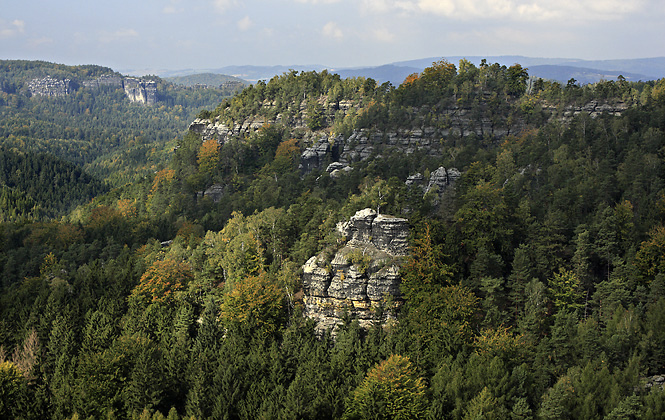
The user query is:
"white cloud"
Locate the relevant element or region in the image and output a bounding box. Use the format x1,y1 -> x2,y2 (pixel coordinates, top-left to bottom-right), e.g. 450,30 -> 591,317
213,0 -> 238,13
99,28 -> 139,43
360,0 -> 417,13
413,0 -> 647,21
322,21 -> 344,39
237,16 -> 252,31
294,0 -> 342,4
372,27 -> 395,42
28,36 -> 54,48
0,19 -> 25,39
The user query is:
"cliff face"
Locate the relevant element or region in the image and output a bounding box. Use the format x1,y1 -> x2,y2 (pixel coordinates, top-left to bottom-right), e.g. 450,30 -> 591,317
189,97 -> 359,144
28,74 -> 158,105
28,76 -> 72,97
301,208 -> 409,334
123,77 -> 157,105
187,93 -> 629,175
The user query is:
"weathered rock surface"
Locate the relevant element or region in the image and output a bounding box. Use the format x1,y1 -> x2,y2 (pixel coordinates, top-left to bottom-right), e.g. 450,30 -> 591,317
29,76 -> 72,97
643,375 -> 665,390
188,117 -> 268,144
424,167 -> 461,195
123,77 -> 157,105
302,208 -> 409,334
28,74 -> 159,105
197,183 -> 227,203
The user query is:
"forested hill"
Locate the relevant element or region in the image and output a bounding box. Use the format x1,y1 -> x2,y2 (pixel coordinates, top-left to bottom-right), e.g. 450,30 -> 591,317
0,60 -> 241,187
1,59 -> 665,419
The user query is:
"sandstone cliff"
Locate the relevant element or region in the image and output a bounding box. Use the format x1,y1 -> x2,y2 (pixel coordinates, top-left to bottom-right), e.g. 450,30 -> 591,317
28,74 -> 158,105
301,208 -> 409,334
123,77 -> 157,105
188,94 -> 628,175
28,76 -> 72,97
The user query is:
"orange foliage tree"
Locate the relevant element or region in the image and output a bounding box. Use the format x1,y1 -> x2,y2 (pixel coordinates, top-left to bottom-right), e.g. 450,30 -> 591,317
402,73 -> 420,86
131,259 -> 194,305
151,168 -> 176,194
197,138 -> 220,175
116,198 -> 138,218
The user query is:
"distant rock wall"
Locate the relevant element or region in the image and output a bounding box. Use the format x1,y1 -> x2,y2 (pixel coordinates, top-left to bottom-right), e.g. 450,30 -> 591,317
28,74 -> 158,105
123,77 -> 157,105
28,76 -> 72,97
301,208 -> 409,335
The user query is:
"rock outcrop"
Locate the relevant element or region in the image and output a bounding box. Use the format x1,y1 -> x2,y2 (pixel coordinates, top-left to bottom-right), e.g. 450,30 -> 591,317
545,100 -> 628,121
301,208 -> 409,335
28,76 -> 72,97
188,117 -> 268,144
197,183 -> 226,203
28,74 -> 159,105
123,77 -> 157,105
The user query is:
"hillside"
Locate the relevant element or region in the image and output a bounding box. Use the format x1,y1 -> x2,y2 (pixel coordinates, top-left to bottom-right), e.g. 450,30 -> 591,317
0,59 -> 665,420
0,60 -> 240,188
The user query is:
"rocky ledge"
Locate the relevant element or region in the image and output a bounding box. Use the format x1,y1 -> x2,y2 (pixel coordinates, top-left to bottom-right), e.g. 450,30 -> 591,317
301,208 -> 409,335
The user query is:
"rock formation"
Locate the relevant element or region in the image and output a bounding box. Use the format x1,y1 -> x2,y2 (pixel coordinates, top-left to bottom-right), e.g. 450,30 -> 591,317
28,76 -> 72,97
123,77 -> 157,105
197,183 -> 226,203
301,208 -> 409,335
188,117 -> 268,144
28,74 -> 160,105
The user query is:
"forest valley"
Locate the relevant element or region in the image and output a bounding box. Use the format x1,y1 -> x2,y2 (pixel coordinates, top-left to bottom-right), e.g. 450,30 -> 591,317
1,58 -> 665,419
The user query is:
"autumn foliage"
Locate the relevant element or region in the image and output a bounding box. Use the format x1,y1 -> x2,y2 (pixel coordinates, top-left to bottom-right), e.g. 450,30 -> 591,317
220,272 -> 284,337
131,259 -> 194,304
402,73 -> 420,86
345,354 -> 427,420
151,168 -> 176,194
635,225 -> 665,278
197,138 -> 220,175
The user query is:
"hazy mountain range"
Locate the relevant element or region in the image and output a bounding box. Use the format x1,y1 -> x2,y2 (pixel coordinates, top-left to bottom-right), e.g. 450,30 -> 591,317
137,56 -> 665,86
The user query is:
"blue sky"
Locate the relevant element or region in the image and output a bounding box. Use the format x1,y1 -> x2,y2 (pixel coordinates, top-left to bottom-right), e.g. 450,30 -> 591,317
2,0 -> 664,73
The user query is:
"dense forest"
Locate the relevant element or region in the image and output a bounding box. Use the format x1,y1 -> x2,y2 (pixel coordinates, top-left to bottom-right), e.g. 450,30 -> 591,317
1,59 -> 665,419
0,60 -> 241,188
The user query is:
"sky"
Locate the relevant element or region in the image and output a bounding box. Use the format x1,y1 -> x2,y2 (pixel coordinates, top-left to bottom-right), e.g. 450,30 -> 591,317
2,0 -> 665,73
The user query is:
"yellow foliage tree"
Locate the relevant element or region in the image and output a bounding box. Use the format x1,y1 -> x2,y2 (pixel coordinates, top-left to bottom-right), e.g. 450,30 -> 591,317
0,361 -> 23,418
474,326 -> 525,360
344,354 -> 427,420
220,272 -> 284,337
635,225 -> 665,278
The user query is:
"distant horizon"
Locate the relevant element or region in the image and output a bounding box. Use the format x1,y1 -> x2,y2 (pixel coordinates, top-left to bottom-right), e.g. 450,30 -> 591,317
110,54 -> 665,77
5,53 -> 665,76
4,55 -> 665,86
